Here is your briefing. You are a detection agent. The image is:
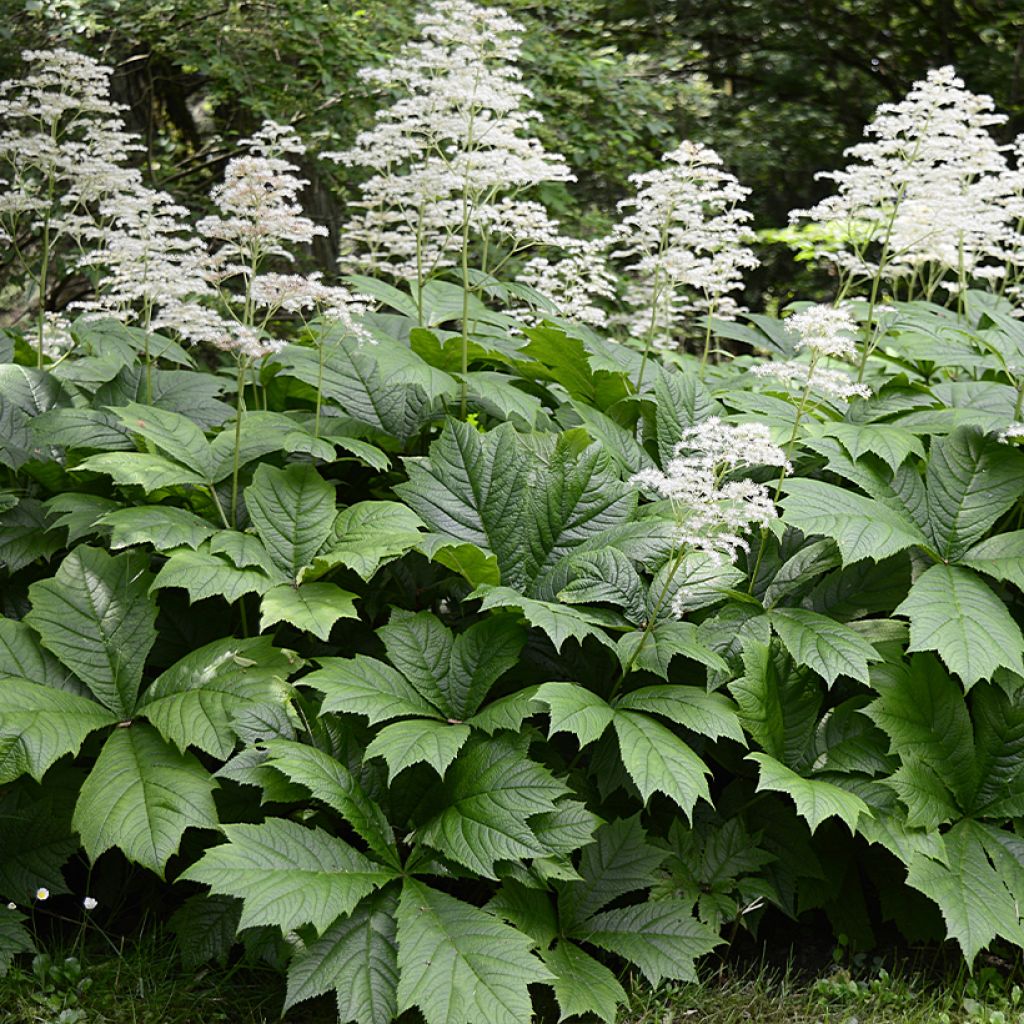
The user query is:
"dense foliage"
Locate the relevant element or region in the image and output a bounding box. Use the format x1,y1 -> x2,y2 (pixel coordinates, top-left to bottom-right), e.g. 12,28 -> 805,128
5,5 -> 1024,1024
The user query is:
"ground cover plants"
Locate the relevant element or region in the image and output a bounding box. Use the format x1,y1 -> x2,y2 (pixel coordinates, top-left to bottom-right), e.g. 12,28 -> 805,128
4,3 -> 1024,1022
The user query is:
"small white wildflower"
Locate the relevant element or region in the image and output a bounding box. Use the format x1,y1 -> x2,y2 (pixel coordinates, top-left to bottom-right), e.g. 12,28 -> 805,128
786,304 -> 860,360
83,896 -> 98,911
752,360 -> 872,401
5,902 -> 15,910
998,423 -> 1024,443
35,887 -> 49,901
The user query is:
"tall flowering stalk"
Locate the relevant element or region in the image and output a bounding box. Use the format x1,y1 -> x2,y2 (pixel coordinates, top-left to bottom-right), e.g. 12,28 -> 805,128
612,141 -> 758,386
0,48 -> 143,366
515,237 -> 617,328
329,0 -> 574,414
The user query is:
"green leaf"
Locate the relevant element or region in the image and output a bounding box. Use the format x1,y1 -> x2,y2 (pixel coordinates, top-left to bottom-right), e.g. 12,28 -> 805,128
26,547 -> 157,717
654,370 -> 715,466
960,531 -> 1024,590
261,739 -> 397,866
418,734 -> 569,878
815,421 -> 924,472
0,679 -> 116,783
474,586 -> 614,653
0,617 -> 78,692
536,682 -> 614,747
557,816 -> 667,928
885,759 -> 960,829
969,683 -> 1024,817
101,505 -> 216,551
906,820 -> 1024,963
260,582 -> 359,641
894,564 -> 1024,687
396,879 -> 553,1024
616,620 -> 728,679
76,451 -> 208,491
150,545 -> 275,603
614,686 -> 745,743
43,494 -> 118,546
576,900 -> 719,985
180,818 -> 396,933
285,888 -> 399,1023
73,724 -> 218,876
542,941 -> 627,1024
307,501 -> 423,582
0,906 -> 34,976
557,548 -> 647,625
208,410 -> 336,479
244,463 -> 335,579
769,608 -> 880,685
780,478 -> 929,564
747,752 -> 870,833
0,499 -> 63,572
612,710 -> 711,818
111,403 -> 216,479
168,894 -> 241,970
364,720 -> 471,782
925,426 -> 1024,561
304,656 -> 440,724
136,636 -> 294,759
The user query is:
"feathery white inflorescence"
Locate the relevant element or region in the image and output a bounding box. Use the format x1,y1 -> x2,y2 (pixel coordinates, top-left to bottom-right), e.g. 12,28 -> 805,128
631,417 -> 789,569
516,238 -> 617,327
786,303 -> 860,360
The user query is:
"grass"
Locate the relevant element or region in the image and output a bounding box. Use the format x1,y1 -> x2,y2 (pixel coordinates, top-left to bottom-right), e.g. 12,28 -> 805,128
3,937 -> 1024,1024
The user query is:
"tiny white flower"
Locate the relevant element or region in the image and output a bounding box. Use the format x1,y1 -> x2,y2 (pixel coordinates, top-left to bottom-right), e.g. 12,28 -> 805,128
5,902 -> 15,910
35,887 -> 49,901
83,896 -> 98,910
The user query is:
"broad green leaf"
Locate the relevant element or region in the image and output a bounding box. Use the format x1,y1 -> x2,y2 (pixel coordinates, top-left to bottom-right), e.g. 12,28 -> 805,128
76,451 -> 208,491
0,906 -> 34,975
102,505 -> 216,552
535,682 -> 614,746
26,547 -> 157,717
474,586 -> 614,653
615,686 -> 745,743
654,370 -> 715,466
208,410 -> 335,479
396,879 -> 553,1024
906,820 -> 1024,963
111,403 -> 216,479
304,656 -> 439,724
136,636 -> 294,759
424,539 -> 500,588
894,564 -> 1024,687
557,548 -> 647,625
74,724 -> 218,876
260,582 -> 359,641
488,879 -> 559,945
769,607 -> 880,685
376,610 -> 454,715
168,894 -> 241,970
747,752 -> 870,833
616,620 -> 728,679
528,798 -> 602,857
43,493 -> 118,546
557,816 -> 667,928
885,759 -> 960,829
863,656 -> 976,809
418,734 -> 569,877
925,426 -> 1023,561
150,545 -> 275,603
966,683 -> 1024,818
209,530 -> 279,574
446,615 -> 526,718
0,617 -> 77,692
365,720 -> 471,782
960,531 -> 1024,590
542,941 -> 626,1024
0,679 -> 116,783
244,463 -> 335,579
779,478 -> 929,564
570,401 -> 653,476
576,900 -> 719,985
466,686 -> 542,734
307,501 -> 423,582
464,370 -> 548,429
612,710 -> 711,818
262,739 -> 397,865
0,499 -> 63,572
815,421 -> 923,472
180,818 -> 396,933
285,888 -> 399,1022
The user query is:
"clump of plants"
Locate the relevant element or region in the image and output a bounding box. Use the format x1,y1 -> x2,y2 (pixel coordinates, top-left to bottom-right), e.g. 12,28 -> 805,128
3,6 -> 1024,1024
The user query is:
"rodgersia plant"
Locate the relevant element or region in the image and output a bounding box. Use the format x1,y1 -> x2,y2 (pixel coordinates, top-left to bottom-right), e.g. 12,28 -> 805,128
612,140 -> 758,382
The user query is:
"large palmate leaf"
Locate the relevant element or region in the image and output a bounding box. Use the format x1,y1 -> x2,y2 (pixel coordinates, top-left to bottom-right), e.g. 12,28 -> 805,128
285,888 -> 399,1023
396,879 -> 553,1024
535,682 -> 614,747
73,724 -> 218,875
110,403 -> 217,480
304,655 -> 440,724
364,719 -> 471,781
136,636 -> 295,759
924,426 -> 1024,561
779,478 -> 929,564
244,463 -> 336,579
418,734 -> 570,877
894,564 -> 1024,687
26,547 -> 157,717
768,608 -> 880,686
575,900 -> 719,985
960,530 -> 1024,590
614,686 -> 745,744
747,753 -> 870,833
102,505 -> 217,552
397,419 -> 635,595
262,739 -> 397,865
259,582 -> 359,640
542,942 -> 627,1024
557,548 -> 648,625
0,679 -> 116,783
307,501 -> 424,582
0,618 -> 77,692
150,544 -> 277,603
612,711 -> 711,818
969,684 -> 1024,818
616,620 -> 729,680
180,818 -> 396,933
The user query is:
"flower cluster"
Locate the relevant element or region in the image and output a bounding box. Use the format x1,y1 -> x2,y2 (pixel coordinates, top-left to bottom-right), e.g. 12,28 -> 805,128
613,140 -> 757,350
516,238 -> 617,327
328,0 -> 574,284
631,417 -> 789,568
